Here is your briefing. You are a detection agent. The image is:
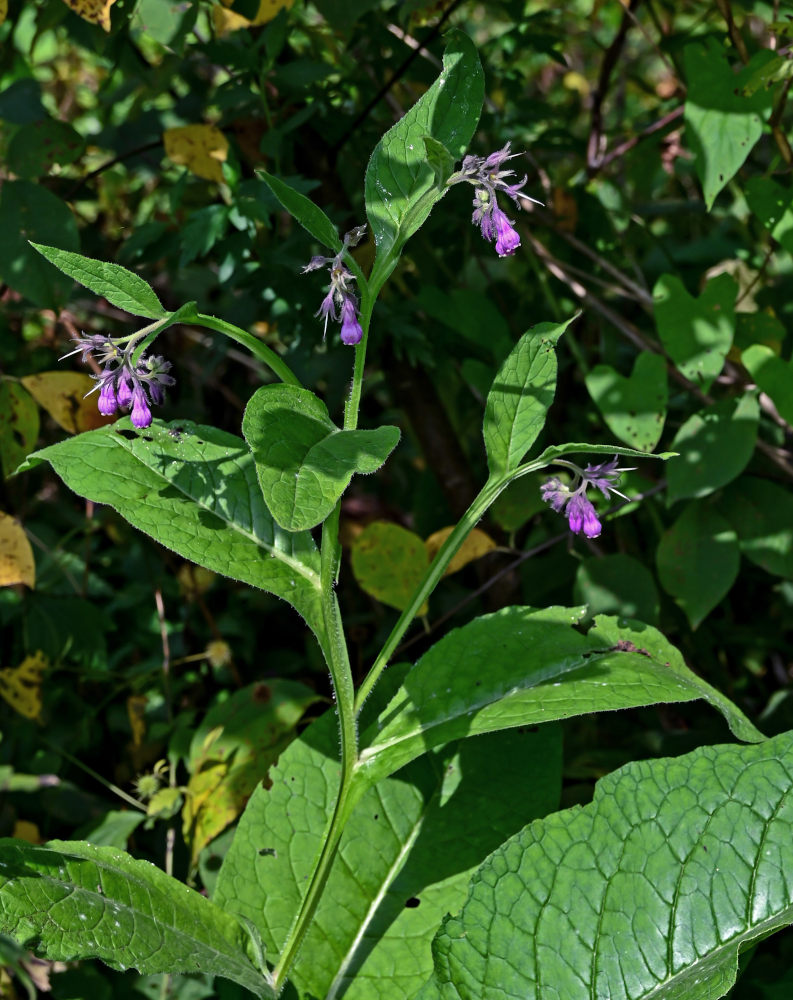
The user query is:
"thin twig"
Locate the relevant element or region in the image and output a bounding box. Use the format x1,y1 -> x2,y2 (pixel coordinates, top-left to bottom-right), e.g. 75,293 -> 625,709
597,105 -> 685,173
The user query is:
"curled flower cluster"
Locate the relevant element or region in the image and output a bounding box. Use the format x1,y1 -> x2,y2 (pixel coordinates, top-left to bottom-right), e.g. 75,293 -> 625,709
63,334 -> 175,429
302,225 -> 367,346
448,143 -> 542,257
540,457 -> 632,539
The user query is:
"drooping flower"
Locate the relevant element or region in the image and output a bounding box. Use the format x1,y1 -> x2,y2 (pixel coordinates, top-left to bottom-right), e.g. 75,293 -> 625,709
448,142 -> 542,257
302,225 -> 366,346
64,332 -> 175,426
540,456 -> 633,538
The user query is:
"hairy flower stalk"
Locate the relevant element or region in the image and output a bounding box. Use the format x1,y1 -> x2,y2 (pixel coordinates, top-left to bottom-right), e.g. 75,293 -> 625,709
303,225 -> 367,346
541,457 -> 633,538
62,334 -> 175,429
448,142 -> 542,257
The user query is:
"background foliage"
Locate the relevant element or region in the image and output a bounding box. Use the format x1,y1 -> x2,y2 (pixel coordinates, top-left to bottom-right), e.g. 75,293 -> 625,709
2,0 -> 793,997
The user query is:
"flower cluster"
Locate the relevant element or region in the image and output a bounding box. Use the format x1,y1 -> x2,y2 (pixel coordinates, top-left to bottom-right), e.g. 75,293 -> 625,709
63,334 -> 175,429
540,457 -> 632,539
448,143 -> 542,257
303,225 -> 367,346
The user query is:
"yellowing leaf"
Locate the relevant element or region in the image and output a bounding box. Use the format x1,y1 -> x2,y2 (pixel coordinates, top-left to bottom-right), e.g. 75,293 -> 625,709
21,372 -> 116,434
12,820 -> 42,844
0,381 -> 39,480
147,787 -> 183,819
0,652 -> 48,720
213,0 -> 292,35
163,125 -> 229,183
425,526 -> 497,576
351,521 -> 429,614
0,512 -> 35,589
0,0 -> 8,28
127,695 -> 147,748
60,0 -> 116,32
177,563 -> 215,599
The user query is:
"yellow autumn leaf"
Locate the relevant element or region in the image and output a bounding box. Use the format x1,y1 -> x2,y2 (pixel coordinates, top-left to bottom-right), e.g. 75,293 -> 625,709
425,527 -> 498,576
127,695 -> 147,748
60,0 -> 116,32
0,651 -> 48,720
21,372 -> 116,434
351,521 -> 429,615
12,820 -> 42,844
0,512 -> 35,589
213,0 -> 292,35
163,125 -> 229,183
0,0 -> 8,27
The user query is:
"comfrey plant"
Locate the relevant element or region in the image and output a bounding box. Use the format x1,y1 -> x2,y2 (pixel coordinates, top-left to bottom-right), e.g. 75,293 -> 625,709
3,31 -> 786,1000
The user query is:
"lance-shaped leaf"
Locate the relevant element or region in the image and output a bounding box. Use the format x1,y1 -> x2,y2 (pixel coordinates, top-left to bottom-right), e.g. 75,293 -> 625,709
243,385 -> 400,532
0,839 -> 273,997
365,30 -> 483,287
426,731 -> 793,1000
22,420 -> 328,657
30,243 -> 167,319
483,316 -> 577,477
357,609 -> 763,785
215,710 -> 562,1000
257,172 -> 342,253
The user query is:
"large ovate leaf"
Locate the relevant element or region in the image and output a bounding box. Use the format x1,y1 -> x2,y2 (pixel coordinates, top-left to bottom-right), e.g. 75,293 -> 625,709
741,343 -> 793,426
364,30 -> 483,287
426,731 -> 793,1000
215,710 -> 562,1000
653,273 -> 736,391
584,352 -> 668,453
684,41 -> 774,210
30,243 -> 166,319
243,385 -> 400,532
0,839 -> 273,997
357,609 -> 763,785
22,419 -> 328,656
484,316 -> 576,477
719,477 -> 793,579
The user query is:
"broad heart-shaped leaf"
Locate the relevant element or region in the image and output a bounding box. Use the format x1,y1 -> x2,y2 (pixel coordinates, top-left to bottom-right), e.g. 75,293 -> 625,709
425,730 -> 793,1000
30,243 -> 166,319
214,708 -> 562,1000
365,30 -> 483,286
584,352 -> 668,453
742,343 -> 793,426
0,839 -> 273,997
683,40 -> 774,210
243,385 -> 400,532
666,392 -> 759,505
745,176 -> 793,258
718,477 -> 793,580
653,273 -> 736,391
357,609 -> 763,786
23,419 -> 328,657
257,172 -> 342,253
657,503 -> 740,629
483,316 -> 576,477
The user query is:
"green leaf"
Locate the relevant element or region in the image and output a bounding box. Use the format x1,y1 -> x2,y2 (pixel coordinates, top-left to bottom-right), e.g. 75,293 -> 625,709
584,352 -> 668,453
666,393 -> 759,505
483,316 -> 577,477
0,382 -> 39,480
719,477 -> 793,579
0,839 -> 273,997
427,731 -> 793,1000
6,119 -> 85,179
242,385 -> 400,532
365,30 -> 483,286
29,243 -> 167,319
653,273 -> 736,390
23,419 -> 328,656
0,182 -> 79,308
684,41 -> 774,210
742,344 -> 793,426
657,503 -> 740,628
531,441 -> 677,469
215,711 -> 562,1000
257,171 -> 342,253
351,521 -> 430,614
745,176 -> 793,258
422,136 -> 456,186
573,553 -> 660,625
357,608 -> 762,785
